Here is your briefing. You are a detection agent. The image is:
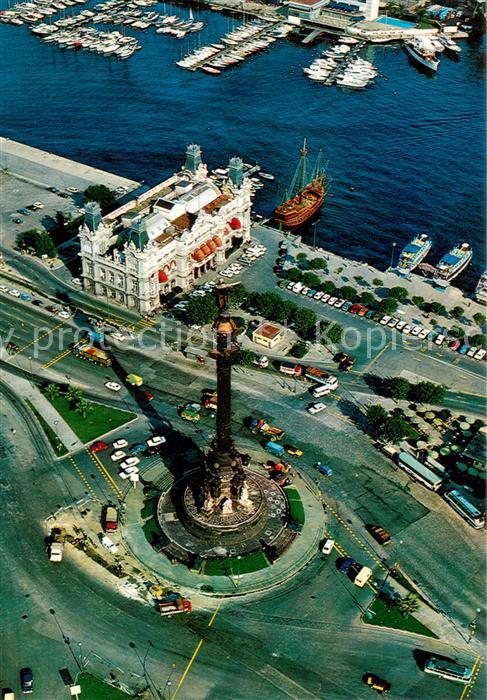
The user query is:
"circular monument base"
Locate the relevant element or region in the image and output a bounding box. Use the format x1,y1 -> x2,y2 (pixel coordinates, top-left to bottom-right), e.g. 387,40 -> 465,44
156,469 -> 290,560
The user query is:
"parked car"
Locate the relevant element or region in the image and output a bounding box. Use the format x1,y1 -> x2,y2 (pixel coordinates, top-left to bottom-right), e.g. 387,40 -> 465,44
379,315 -> 391,325
339,557 -> 355,573
334,298 -> 345,308
342,301 -> 353,312
349,304 -> 362,315
20,668 -> 33,694
314,291 -> 324,300
401,324 -> 412,334
101,535 -> 118,553
137,389 -> 154,402
307,402 -> 327,415
120,457 -> 140,470
103,505 -> 118,532
327,296 -> 338,306
8,288 -> 21,298
410,326 -> 422,336
321,538 -> 335,555
357,307 -> 368,317
387,318 -> 398,328
58,310 -> 71,319
459,343 -> 470,355
20,292 -> 32,302
285,444 -> 303,457
91,441 -> 108,453
110,450 -> 126,462
418,327 -> 429,339
475,349 -> 486,360
449,339 -> 461,351
147,436 -> 166,448
434,333 -> 445,345
466,347 -> 477,358
113,439 -> 128,450
119,465 -> 140,478
395,321 -> 406,331
365,309 -> 376,319
130,443 -> 147,455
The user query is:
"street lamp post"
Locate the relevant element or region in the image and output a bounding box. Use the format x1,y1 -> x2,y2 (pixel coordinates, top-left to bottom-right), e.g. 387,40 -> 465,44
389,241 -> 397,270
312,219 -> 320,249
468,608 -> 482,643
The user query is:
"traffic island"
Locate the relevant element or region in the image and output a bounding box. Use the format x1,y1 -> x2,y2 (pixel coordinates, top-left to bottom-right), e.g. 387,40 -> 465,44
363,595 -> 438,639
77,672 -> 132,699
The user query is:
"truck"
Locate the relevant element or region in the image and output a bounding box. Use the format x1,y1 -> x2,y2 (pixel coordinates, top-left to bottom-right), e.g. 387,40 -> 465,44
103,506 -> 119,532
305,366 -> 332,384
250,418 -> 285,441
351,564 -> 373,588
158,593 -> 192,616
202,391 -> 218,410
180,402 -> 201,422
72,343 -> 112,366
279,361 -> 303,377
367,525 -> 391,545
49,526 -> 66,562
265,441 -> 285,458
87,329 -> 105,345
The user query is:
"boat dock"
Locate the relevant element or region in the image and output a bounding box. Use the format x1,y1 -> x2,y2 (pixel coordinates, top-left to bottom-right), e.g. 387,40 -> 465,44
322,41 -> 367,85
302,29 -> 326,45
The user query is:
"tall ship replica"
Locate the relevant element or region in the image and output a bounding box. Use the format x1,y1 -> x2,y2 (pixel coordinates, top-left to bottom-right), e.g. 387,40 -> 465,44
433,242 -> 472,287
475,270 -> 487,303
396,233 -> 432,276
274,139 -> 326,230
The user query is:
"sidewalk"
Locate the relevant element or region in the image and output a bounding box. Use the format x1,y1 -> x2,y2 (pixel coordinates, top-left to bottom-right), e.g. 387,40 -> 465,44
0,365 -> 83,454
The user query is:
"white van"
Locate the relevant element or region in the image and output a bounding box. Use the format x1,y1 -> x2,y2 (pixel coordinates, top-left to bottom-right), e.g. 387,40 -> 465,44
353,566 -> 373,588
312,384 -> 331,398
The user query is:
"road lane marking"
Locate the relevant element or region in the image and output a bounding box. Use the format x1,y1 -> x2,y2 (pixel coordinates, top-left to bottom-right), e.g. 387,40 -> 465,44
43,348 -> 71,368
360,342 -> 391,376
68,455 -> 98,500
171,604 -> 222,699
325,503 -> 387,572
87,449 -> 124,499
15,320 -> 67,356
459,655 -> 482,700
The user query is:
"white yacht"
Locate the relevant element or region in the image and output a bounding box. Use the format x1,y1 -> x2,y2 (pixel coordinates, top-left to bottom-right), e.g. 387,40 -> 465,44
404,38 -> 439,72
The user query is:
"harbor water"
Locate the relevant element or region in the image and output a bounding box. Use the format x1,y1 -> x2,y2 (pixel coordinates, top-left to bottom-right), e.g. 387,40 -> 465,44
1,2 -> 485,290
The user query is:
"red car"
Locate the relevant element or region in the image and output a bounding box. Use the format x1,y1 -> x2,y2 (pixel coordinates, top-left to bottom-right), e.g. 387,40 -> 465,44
449,339 -> 461,351
138,390 -> 154,402
91,441 -> 108,452
357,307 -> 368,317
349,304 -> 362,315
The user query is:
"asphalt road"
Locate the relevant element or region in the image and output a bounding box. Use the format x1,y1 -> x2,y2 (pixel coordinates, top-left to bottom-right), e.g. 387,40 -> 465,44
1,390 -> 484,700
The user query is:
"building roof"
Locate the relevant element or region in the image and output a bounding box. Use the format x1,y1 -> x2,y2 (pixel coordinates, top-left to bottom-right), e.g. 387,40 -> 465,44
254,323 -> 283,340
461,431 -> 487,466
289,0 -> 326,6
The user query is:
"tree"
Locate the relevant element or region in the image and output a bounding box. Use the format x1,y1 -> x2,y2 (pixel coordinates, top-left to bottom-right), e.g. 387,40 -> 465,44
380,297 -> 399,314
292,307 -> 317,339
296,252 -> 307,264
471,334 -> 487,350
383,415 -> 410,443
337,286 -> 358,302
45,383 -> 60,401
396,593 -> 420,618
228,284 -> 249,307
321,323 -> 344,345
233,349 -> 256,367
185,295 -> 218,326
450,306 -> 465,321
412,296 -> 425,309
366,404 -> 388,433
320,280 -> 336,294
17,229 -> 57,258
302,272 -> 321,289
388,377 -> 411,401
429,302 -> 446,316
84,184 -> 117,214
285,267 -> 302,282
373,278 -> 383,287
66,385 -> 83,405
309,257 -> 327,270
409,381 -> 445,405
353,275 -> 363,283
449,326 -> 464,340
75,398 -> 93,419
289,341 -> 308,359
473,313 -> 486,328
388,286 -> 409,302
360,292 -> 377,308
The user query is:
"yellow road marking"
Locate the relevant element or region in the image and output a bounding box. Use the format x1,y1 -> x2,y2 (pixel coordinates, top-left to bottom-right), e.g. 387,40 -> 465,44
87,449 -> 124,499
360,342 -> 391,376
137,318 -> 157,328
459,656 -> 482,700
326,503 -> 387,572
171,604 -> 221,699
43,348 -> 71,369
68,455 -> 98,500
15,320 -> 66,356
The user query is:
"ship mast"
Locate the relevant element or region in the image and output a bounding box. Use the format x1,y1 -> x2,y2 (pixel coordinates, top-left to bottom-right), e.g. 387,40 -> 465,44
288,138 -> 309,199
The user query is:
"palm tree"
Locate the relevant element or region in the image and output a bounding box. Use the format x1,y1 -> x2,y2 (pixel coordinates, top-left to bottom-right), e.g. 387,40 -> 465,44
396,593 -> 420,618
75,399 -> 93,419
414,6 -> 429,27
44,383 -> 60,401
66,385 -> 83,405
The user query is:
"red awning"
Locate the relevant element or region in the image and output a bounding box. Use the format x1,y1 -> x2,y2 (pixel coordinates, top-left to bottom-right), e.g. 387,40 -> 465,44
207,240 -> 217,252
192,249 -> 205,262
158,270 -> 168,283
212,235 -> 222,247
201,244 -> 211,256
229,217 -> 241,230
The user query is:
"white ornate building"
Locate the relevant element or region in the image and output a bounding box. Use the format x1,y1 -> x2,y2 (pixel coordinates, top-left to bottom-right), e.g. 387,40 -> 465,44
78,144 -> 253,314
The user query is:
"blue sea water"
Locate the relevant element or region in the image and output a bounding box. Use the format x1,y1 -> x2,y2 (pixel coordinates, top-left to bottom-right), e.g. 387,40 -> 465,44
1,3 -> 485,290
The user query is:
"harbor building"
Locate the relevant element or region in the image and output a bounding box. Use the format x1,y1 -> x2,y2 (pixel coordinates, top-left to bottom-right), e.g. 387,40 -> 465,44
252,322 -> 284,349
78,145 -> 253,314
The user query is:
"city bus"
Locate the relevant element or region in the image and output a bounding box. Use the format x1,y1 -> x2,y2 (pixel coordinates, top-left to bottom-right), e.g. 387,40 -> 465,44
423,657 -> 472,684
396,452 -> 443,491
444,489 -> 485,529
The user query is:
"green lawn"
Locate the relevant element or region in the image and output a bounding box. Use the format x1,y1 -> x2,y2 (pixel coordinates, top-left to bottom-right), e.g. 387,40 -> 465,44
77,673 -> 131,699
284,486 -> 305,525
205,551 -> 269,576
46,395 -> 136,443
26,399 -> 68,456
364,596 -> 438,638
